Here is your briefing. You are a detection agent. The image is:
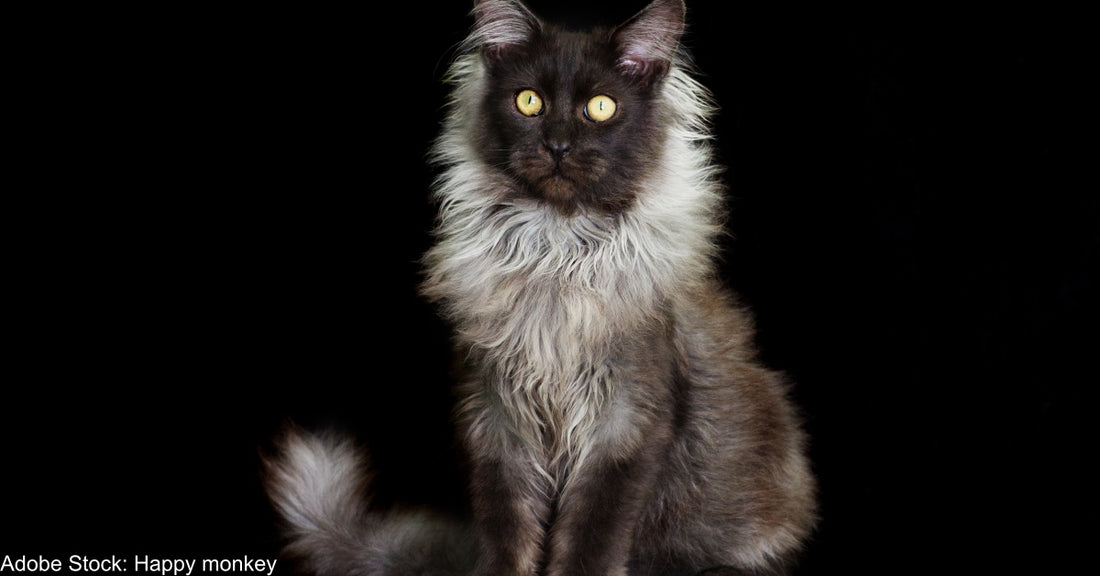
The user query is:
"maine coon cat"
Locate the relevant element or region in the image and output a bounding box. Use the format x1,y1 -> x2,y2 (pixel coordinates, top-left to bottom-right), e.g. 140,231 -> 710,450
264,1 -> 818,574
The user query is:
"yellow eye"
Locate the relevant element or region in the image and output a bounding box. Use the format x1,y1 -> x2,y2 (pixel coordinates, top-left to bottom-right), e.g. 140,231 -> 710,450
515,89 -> 544,117
585,95 -> 616,122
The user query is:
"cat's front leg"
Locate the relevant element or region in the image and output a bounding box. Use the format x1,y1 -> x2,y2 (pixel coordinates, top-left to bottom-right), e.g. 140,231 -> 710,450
468,453 -> 550,576
544,396 -> 673,576
544,455 -> 659,576
461,385 -> 551,576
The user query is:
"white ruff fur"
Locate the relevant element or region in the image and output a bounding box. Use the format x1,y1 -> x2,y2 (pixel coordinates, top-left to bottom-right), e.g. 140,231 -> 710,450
423,52 -> 725,490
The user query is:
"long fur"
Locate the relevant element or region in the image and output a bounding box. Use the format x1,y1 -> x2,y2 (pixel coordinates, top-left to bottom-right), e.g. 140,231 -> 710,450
265,1 -> 816,574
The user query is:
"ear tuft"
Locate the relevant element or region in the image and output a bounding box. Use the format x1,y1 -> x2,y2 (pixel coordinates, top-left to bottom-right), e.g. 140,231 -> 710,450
472,0 -> 541,59
612,0 -> 686,81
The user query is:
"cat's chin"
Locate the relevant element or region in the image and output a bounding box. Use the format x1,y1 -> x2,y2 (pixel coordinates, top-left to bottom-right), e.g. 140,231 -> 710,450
513,153 -> 614,214
532,174 -> 586,215
539,174 -> 577,199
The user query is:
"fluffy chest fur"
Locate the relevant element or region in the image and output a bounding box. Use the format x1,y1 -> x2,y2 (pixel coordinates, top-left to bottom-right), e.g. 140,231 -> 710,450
429,200 -> 658,378
424,192 -> 664,477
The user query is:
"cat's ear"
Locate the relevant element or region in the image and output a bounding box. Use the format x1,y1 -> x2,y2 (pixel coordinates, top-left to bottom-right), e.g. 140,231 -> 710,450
472,0 -> 541,60
612,0 -> 686,82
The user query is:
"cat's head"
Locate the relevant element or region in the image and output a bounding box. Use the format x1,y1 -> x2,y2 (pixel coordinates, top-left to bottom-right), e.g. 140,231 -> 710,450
469,0 -> 687,215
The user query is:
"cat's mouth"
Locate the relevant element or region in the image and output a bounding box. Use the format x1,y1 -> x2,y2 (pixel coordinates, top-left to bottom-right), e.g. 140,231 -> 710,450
512,156 -> 587,207
536,171 -> 580,205
511,150 -> 611,213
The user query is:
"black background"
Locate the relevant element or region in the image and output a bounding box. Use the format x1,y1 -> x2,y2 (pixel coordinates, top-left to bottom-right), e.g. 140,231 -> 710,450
5,2 -> 1094,574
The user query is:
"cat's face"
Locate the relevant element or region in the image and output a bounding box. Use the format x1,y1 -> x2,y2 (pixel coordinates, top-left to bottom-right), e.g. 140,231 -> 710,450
477,29 -> 665,215
470,0 -> 686,216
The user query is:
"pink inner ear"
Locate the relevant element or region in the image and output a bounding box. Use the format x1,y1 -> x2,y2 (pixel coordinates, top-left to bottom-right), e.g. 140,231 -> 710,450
617,57 -> 651,76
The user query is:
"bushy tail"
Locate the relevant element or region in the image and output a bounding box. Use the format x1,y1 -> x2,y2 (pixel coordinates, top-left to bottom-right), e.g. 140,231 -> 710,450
263,427 -> 476,576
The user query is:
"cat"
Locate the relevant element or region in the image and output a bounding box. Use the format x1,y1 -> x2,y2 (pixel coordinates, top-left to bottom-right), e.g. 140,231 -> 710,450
264,1 -> 818,575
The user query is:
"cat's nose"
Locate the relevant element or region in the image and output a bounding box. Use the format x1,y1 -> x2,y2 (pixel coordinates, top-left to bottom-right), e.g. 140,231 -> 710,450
544,140 -> 571,160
